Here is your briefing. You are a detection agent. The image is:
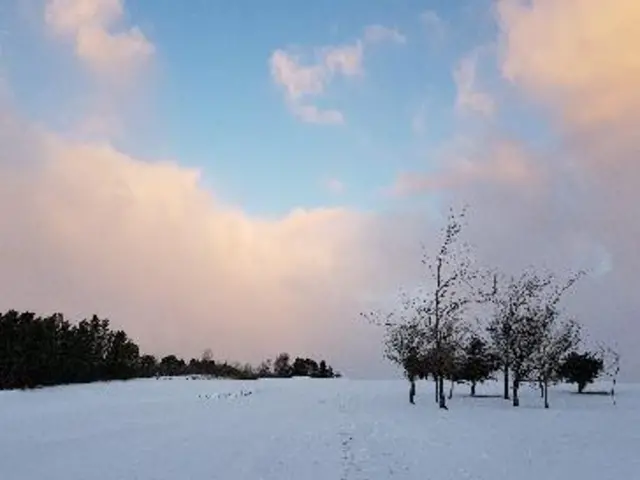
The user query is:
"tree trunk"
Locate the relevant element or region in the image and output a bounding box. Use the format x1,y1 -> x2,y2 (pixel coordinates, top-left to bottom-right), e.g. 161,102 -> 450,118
512,378 -> 520,407
543,379 -> 549,409
434,376 -> 439,403
539,380 -> 544,398
448,379 -> 454,400
503,364 -> 510,400
409,379 -> 416,405
438,376 -> 447,409
471,381 -> 476,397
611,378 -> 617,406
578,382 -> 585,394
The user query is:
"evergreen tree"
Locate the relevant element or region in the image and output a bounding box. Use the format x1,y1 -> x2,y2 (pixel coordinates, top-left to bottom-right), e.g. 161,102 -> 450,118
558,351 -> 604,393
0,309 -> 340,389
456,335 -> 499,396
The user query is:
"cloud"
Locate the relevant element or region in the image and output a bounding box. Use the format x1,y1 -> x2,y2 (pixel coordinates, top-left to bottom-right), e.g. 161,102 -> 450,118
6,0 -> 640,380
454,48 -> 495,116
1,5 -> 421,378
497,0 -> 640,322
269,45 -> 361,125
497,0 -> 640,132
322,43 -> 365,76
269,50 -> 329,101
270,24 -> 404,124
0,78 -> 427,376
45,0 -> 154,81
496,0 -> 640,252
0,120 -> 412,374
388,0 -> 640,376
42,0 -> 156,141
391,139 -> 540,195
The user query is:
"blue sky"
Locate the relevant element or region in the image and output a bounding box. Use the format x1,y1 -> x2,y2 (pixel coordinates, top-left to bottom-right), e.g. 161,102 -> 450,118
2,0 -> 501,216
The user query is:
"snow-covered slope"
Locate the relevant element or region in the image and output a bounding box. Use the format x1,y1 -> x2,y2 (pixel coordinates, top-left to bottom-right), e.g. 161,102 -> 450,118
1,377 -> 637,480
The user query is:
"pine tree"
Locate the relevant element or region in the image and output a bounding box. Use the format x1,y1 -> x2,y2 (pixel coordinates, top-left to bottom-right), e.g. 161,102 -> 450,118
558,351 -> 604,393
456,335 -> 499,396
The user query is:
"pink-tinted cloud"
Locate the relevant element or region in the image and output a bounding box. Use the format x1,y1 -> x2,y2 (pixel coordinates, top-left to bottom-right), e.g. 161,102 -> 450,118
4,0 -> 640,380
45,0 -> 154,81
391,139 -> 539,195
0,4 -> 424,376
43,0 -> 156,141
497,0 -> 640,133
0,123 -> 404,373
389,0 -> 640,376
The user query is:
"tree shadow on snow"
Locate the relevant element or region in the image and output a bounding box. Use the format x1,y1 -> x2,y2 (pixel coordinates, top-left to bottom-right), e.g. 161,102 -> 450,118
570,390 -> 612,396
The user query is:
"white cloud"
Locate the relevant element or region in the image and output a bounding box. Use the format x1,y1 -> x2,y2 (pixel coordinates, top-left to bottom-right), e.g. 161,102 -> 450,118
269,50 -> 328,100
269,45 -> 360,124
322,42 -> 364,76
270,24 -> 404,124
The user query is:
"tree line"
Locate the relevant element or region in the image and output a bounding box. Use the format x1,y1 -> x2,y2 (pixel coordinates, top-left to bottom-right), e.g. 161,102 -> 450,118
363,208 -> 620,409
0,310 -> 339,390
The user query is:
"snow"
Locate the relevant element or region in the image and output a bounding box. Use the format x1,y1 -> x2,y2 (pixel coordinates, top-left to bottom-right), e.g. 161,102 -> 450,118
1,377 -> 638,480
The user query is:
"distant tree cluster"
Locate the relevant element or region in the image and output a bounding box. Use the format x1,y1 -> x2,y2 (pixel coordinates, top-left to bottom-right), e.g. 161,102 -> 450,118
0,311 -> 340,390
268,352 -> 340,378
0,312 -> 140,389
363,207 -> 616,409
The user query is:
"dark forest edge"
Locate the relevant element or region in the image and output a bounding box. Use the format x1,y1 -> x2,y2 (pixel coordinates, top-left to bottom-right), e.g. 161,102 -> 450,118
0,310 -> 340,390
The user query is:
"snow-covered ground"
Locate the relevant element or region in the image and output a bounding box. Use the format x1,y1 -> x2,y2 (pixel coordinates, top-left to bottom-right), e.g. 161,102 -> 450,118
1,377 -> 638,480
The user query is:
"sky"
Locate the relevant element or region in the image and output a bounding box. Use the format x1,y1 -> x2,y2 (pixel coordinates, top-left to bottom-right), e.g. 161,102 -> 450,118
0,0 -> 638,379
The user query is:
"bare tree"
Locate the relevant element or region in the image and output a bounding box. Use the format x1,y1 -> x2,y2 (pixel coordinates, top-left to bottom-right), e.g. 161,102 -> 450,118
533,312 -> 581,408
362,207 -> 476,409
383,319 -> 427,404
486,270 -> 546,401
598,344 -> 621,406
486,269 -> 584,406
419,207 -> 477,409
363,287 -> 434,404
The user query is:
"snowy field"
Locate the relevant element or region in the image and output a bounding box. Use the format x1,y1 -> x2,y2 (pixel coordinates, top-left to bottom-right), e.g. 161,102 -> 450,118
1,377 -> 638,480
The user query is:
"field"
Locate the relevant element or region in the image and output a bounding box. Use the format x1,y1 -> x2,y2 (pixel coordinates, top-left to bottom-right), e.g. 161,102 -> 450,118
1,377 -> 638,480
